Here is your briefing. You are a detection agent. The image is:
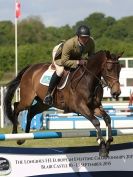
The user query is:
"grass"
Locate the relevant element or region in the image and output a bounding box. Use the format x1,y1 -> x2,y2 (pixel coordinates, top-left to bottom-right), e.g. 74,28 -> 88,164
0,127 -> 133,148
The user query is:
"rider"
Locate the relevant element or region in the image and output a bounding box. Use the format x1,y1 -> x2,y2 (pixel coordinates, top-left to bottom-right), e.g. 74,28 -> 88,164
43,25 -> 95,106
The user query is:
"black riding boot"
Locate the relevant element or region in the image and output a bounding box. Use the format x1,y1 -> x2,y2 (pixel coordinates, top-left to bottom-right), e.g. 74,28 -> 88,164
43,72 -> 61,106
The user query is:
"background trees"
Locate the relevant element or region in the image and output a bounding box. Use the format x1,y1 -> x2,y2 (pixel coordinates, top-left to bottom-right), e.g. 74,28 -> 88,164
0,12 -> 133,83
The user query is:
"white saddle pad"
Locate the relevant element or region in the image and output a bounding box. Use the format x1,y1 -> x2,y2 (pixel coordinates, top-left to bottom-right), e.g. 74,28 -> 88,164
40,66 -> 55,86
40,65 -> 70,89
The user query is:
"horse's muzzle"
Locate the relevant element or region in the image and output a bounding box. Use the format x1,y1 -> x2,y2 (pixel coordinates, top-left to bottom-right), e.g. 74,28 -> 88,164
111,90 -> 121,99
110,81 -> 121,99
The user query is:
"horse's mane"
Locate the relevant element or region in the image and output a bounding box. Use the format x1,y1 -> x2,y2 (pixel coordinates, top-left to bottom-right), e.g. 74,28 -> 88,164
89,50 -> 105,60
89,50 -> 118,62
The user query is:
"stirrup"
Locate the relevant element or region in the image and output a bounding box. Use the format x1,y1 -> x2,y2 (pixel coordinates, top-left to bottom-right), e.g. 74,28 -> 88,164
43,94 -> 53,106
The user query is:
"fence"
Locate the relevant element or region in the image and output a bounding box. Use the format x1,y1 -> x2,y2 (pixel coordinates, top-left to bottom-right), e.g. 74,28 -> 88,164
1,86 -> 133,130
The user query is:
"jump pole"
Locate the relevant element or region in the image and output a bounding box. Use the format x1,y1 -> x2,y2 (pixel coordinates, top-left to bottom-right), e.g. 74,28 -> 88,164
0,129 -> 133,141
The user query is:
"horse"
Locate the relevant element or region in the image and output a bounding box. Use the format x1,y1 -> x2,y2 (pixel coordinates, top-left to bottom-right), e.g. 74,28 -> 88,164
4,50 -> 122,157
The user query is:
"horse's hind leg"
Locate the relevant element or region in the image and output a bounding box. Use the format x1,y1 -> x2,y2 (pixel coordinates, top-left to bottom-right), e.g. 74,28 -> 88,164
17,101 -> 49,145
94,107 -> 113,155
25,101 -> 49,133
17,106 -> 32,145
13,99 -> 32,134
12,102 -> 20,134
12,100 -> 30,135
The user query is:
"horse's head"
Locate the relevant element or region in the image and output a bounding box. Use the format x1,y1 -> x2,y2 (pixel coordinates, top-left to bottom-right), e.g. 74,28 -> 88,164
102,50 -> 123,99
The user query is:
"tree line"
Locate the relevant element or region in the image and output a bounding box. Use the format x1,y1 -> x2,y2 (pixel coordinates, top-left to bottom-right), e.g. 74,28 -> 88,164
0,12 -> 133,83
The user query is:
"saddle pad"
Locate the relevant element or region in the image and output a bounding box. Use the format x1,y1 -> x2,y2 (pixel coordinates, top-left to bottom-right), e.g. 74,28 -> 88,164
40,66 -> 55,86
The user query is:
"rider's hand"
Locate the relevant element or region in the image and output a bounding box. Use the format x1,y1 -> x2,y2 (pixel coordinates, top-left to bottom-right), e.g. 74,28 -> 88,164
78,60 -> 86,66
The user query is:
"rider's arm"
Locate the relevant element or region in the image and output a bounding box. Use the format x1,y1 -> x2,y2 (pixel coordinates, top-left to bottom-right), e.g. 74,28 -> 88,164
55,42 -> 79,68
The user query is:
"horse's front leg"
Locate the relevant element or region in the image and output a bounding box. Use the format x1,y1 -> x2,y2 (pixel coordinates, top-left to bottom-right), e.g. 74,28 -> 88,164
90,117 -> 108,157
102,112 -> 113,154
94,107 -> 113,155
78,104 -> 108,157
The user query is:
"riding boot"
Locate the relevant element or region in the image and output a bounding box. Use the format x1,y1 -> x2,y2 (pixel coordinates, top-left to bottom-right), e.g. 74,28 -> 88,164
43,72 -> 61,106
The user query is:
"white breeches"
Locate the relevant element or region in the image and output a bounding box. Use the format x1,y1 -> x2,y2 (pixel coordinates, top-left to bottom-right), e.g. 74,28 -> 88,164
53,61 -> 64,76
52,43 -> 64,77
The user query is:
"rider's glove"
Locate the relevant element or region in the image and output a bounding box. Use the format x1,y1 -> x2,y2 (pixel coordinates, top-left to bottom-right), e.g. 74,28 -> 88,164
78,60 -> 87,66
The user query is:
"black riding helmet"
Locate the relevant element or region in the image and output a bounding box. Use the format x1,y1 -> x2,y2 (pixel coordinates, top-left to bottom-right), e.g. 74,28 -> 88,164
76,25 -> 90,37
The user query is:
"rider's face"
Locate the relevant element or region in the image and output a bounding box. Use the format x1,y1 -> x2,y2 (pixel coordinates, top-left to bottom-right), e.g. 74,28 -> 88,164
78,36 -> 89,46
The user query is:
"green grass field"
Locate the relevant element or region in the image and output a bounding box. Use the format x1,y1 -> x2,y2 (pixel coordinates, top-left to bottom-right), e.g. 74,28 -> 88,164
0,127 -> 133,148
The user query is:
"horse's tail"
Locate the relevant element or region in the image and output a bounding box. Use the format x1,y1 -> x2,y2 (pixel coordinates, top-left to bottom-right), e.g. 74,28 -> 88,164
4,65 -> 31,123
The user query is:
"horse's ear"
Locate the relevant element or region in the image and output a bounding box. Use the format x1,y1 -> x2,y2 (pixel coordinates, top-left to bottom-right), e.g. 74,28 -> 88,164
117,51 -> 124,59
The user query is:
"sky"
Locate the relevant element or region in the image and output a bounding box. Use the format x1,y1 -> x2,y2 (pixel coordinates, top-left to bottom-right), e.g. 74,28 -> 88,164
0,0 -> 133,27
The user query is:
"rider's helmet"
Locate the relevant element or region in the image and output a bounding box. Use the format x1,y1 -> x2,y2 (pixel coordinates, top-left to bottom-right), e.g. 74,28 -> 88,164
76,25 -> 90,37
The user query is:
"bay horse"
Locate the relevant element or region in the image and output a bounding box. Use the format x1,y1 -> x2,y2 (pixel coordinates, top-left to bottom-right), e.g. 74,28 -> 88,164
4,50 -> 122,157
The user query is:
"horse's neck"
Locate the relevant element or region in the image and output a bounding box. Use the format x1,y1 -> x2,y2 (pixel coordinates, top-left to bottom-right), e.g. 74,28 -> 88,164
67,58 -> 103,87
87,57 -> 103,76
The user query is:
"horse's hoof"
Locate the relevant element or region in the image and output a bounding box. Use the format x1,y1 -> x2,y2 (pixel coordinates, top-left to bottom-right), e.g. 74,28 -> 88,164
99,150 -> 109,157
17,139 -> 25,145
99,141 -> 108,157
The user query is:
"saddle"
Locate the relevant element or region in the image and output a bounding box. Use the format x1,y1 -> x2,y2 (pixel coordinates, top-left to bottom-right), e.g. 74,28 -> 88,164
50,64 -> 71,109
40,63 -> 70,89
50,64 -> 70,89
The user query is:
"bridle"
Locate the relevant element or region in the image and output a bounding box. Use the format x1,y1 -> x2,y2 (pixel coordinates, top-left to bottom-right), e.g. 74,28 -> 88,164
69,65 -> 102,90
103,60 -> 120,89
69,59 -> 120,90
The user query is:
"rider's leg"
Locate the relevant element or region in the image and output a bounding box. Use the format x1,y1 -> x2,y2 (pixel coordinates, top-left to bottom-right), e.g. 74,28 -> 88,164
43,65 -> 64,106
43,72 -> 61,105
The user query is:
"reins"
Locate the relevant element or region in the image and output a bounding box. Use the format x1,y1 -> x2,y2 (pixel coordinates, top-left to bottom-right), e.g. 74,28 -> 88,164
82,65 -> 107,88
69,65 -> 103,91
69,66 -> 86,90
82,65 -> 102,84
68,59 -> 120,90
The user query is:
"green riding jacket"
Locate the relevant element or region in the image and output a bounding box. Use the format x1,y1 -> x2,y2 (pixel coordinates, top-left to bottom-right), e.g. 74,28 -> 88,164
55,36 -> 95,68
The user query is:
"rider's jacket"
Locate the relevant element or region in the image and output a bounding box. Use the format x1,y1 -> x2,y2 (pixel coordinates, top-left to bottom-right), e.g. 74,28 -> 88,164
54,36 -> 95,69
